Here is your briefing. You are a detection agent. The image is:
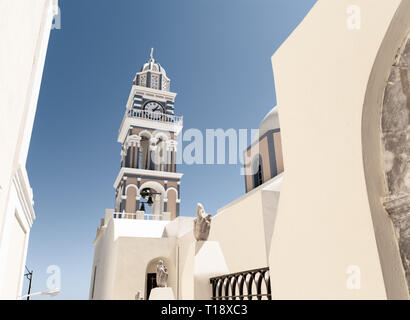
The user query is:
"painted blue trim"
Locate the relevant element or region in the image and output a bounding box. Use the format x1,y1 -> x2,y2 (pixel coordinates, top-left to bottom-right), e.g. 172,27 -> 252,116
267,133 -> 277,178
244,171 -> 248,193
252,155 -> 264,188
246,128 -> 280,152
136,149 -> 141,169
125,148 -> 130,167
132,146 -> 136,168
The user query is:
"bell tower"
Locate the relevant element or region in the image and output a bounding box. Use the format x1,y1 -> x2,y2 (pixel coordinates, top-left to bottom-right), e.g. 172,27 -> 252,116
114,49 -> 183,220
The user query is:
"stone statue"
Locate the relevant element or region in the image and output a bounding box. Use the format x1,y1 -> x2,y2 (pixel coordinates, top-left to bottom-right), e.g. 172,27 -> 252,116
156,260 -> 168,288
193,203 -> 212,241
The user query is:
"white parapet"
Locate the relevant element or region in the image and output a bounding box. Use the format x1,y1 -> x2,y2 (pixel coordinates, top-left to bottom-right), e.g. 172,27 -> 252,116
149,287 -> 175,300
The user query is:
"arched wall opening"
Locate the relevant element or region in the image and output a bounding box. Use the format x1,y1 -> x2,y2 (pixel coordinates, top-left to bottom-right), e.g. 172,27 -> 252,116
139,136 -> 150,170
138,181 -> 166,216
125,184 -> 137,213
166,188 -> 177,219
144,257 -> 172,300
362,0 -> 410,299
154,136 -> 168,172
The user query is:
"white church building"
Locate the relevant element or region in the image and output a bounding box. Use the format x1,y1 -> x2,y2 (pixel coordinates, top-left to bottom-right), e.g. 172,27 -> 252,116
89,48 -> 284,300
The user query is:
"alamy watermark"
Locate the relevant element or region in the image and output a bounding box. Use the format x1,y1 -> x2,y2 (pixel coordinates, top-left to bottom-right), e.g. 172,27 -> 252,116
347,5 -> 361,30
145,128 -> 261,176
46,265 -> 61,292
52,5 -> 61,30
346,265 -> 361,290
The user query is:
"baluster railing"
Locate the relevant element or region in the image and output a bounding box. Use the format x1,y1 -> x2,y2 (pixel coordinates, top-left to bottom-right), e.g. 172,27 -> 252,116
126,109 -> 183,125
112,211 -> 171,221
209,267 -> 271,300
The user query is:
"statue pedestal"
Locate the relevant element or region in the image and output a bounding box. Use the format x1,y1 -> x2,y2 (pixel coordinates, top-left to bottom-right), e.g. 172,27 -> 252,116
149,287 -> 175,300
193,241 -> 229,300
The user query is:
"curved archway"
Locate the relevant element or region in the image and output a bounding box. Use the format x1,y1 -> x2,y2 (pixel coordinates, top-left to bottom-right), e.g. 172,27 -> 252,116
125,184 -> 138,193
153,136 -> 169,171
138,134 -> 151,170
138,181 -> 165,197
362,0 -> 410,298
145,256 -> 171,300
154,131 -> 170,141
138,130 -> 152,140
125,184 -> 138,213
166,187 -> 178,200
138,181 -> 166,216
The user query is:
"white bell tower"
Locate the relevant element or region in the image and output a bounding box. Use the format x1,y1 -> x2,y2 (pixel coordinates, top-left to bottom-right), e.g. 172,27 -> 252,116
114,49 -> 183,220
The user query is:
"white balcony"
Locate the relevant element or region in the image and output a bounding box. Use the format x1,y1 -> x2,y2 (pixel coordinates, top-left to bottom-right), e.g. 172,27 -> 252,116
126,109 -> 183,126
118,109 -> 183,142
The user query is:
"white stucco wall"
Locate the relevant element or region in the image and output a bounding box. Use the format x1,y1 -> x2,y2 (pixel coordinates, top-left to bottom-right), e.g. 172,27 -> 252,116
90,217 -> 178,300
175,176 -> 281,300
269,0 -> 409,299
0,0 -> 56,299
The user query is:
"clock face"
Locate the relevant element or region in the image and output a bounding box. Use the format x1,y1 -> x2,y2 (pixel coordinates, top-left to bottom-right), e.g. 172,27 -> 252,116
144,101 -> 164,120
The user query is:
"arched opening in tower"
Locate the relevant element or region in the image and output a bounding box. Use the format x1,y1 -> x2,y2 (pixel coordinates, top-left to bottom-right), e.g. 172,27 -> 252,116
139,187 -> 163,218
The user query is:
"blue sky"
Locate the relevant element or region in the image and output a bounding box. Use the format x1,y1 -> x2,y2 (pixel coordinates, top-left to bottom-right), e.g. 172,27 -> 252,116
24,0 -> 317,299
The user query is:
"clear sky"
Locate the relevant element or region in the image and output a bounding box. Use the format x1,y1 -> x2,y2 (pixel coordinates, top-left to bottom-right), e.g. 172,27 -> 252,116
24,0 -> 317,299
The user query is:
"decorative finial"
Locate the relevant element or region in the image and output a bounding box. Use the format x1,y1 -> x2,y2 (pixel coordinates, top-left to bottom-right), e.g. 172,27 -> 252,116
150,48 -> 154,61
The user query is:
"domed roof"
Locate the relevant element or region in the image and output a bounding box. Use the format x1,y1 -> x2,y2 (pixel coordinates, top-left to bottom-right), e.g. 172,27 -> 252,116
259,106 -> 280,137
140,48 -> 167,77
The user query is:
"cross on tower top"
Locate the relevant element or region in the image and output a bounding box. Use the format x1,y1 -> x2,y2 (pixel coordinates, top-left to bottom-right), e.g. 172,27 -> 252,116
149,48 -> 154,61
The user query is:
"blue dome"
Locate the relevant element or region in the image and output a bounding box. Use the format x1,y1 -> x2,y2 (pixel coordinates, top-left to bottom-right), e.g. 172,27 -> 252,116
259,106 -> 280,137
